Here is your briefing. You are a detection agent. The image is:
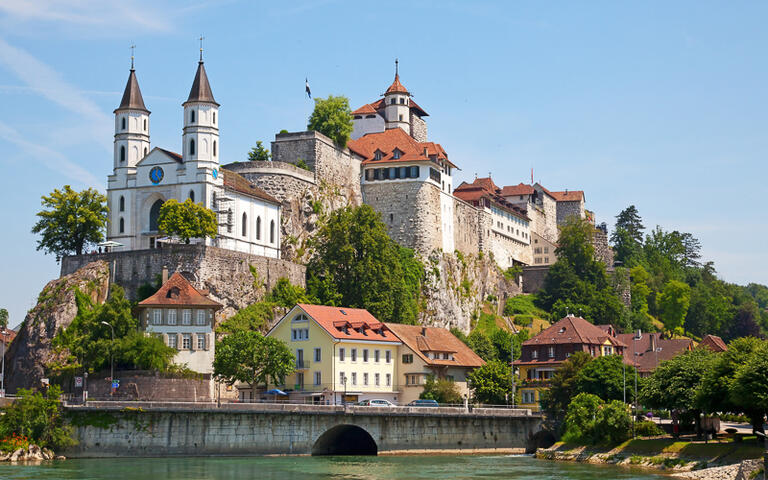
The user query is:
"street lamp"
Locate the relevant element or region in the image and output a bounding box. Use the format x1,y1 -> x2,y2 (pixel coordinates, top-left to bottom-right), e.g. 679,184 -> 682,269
101,321 -> 115,384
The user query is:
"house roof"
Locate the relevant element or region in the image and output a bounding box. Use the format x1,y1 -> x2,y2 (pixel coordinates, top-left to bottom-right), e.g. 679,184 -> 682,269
296,304 -> 401,343
351,97 -> 429,118
616,332 -> 694,372
550,190 -> 585,202
138,272 -> 222,308
522,315 -> 628,348
156,148 -> 183,163
453,177 -> 530,221
184,61 -> 219,106
385,73 -> 409,94
351,103 -> 379,115
501,183 -> 535,197
220,168 -> 280,204
115,68 -> 149,113
385,323 -> 484,368
698,334 -> 728,352
347,127 -> 455,167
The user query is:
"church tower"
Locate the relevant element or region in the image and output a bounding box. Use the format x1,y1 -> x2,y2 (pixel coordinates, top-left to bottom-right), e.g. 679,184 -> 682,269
182,46 -> 219,171
383,59 -> 411,133
113,55 -> 150,172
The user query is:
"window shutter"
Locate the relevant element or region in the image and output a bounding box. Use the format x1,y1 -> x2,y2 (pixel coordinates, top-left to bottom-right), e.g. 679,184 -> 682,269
176,333 -> 182,350
206,333 -> 211,351
162,333 -> 169,346
190,334 -> 196,352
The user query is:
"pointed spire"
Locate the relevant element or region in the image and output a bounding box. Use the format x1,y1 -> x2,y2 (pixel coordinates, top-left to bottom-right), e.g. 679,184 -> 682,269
185,49 -> 218,106
115,61 -> 149,113
385,58 -> 408,95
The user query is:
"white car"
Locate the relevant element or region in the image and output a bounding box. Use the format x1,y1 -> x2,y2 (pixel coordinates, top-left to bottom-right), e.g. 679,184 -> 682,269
357,399 -> 396,407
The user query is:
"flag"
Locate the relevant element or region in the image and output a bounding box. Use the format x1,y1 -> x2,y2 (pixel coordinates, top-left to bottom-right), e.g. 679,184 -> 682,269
305,78 -> 311,99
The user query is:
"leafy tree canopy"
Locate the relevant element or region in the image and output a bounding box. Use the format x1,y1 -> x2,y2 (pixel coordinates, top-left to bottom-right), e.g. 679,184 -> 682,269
158,198 -> 217,244
540,351 -> 593,428
217,302 -> 277,334
731,341 -> 768,434
306,205 -> 423,324
575,354 -> 634,403
0,308 -> 7,330
247,141 -> 271,162
467,359 -> 514,405
658,280 -> 691,333
213,330 -> 294,388
562,393 -> 632,446
31,185 -> 108,258
420,376 -> 463,404
307,95 -> 353,147
639,348 -> 714,413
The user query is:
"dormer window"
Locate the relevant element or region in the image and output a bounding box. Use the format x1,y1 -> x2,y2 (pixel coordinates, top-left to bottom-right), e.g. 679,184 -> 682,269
167,287 -> 181,299
392,149 -> 401,160
374,150 -> 383,161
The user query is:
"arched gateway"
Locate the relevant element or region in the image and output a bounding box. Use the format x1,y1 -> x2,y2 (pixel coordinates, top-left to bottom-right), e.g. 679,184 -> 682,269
312,424 -> 377,456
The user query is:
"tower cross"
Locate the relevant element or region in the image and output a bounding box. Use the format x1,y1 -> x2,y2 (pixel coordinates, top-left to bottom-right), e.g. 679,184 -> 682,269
199,35 -> 204,61
395,58 -> 399,76
130,43 -> 135,69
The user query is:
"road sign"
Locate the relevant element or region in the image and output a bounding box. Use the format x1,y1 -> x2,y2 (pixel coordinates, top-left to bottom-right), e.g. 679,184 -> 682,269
74,376 -> 83,387
111,380 -> 120,389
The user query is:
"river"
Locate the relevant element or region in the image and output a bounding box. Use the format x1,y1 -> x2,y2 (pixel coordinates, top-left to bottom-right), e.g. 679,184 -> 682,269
0,455 -> 667,479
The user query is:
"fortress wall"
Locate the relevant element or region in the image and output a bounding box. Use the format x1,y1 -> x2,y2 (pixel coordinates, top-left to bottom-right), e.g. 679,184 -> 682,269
452,198 -> 480,256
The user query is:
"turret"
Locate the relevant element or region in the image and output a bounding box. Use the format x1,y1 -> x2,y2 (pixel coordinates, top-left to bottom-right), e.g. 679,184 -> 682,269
113,56 -> 150,171
383,59 -> 411,133
182,46 -> 219,168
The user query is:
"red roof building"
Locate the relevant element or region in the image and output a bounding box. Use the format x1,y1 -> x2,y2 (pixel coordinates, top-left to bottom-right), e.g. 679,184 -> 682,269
697,334 -> 728,353
617,332 -> 694,377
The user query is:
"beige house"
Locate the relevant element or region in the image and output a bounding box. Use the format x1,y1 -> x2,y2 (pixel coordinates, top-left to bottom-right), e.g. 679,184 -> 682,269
385,323 -> 484,405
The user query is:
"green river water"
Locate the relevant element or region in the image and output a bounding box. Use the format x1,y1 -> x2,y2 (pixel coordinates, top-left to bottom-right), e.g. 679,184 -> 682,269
0,455 -> 667,479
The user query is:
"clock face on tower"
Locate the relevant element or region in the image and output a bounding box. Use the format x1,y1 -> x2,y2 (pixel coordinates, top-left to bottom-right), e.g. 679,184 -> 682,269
149,166 -> 164,184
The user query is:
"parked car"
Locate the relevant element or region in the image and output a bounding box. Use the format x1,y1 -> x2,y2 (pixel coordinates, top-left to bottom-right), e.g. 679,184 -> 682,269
356,399 -> 396,407
407,399 -> 439,407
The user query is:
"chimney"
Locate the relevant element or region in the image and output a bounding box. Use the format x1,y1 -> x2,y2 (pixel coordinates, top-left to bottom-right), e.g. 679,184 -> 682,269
635,329 -> 642,341
650,333 -> 656,353
161,266 -> 169,285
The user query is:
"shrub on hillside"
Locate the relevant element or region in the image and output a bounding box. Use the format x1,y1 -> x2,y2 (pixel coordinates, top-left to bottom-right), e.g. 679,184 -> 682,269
635,420 -> 664,437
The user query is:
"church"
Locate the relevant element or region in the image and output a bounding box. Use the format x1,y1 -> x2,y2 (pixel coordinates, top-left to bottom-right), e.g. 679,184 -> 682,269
106,52 -> 282,258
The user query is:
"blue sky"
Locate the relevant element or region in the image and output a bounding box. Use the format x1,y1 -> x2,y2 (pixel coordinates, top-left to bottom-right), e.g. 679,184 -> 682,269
1,1 -> 766,328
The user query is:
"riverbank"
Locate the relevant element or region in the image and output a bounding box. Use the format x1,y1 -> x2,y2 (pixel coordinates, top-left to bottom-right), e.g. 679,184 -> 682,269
535,438 -> 764,478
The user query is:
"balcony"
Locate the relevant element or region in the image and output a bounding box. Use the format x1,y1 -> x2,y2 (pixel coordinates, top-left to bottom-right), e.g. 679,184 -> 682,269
295,360 -> 310,370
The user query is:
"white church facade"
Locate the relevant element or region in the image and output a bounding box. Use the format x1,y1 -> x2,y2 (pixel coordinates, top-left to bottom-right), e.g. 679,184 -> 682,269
106,55 -> 282,258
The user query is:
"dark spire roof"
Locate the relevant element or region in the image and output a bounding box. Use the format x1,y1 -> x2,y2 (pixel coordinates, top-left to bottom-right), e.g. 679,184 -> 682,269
184,61 -> 219,106
114,68 -> 149,113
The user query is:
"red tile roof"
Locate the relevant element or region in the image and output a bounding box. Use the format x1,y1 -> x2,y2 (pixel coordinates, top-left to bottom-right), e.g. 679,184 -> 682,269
616,332 -> 694,372
501,183 -> 535,197
347,127 -> 455,167
385,74 -> 409,94
698,335 -> 728,352
352,97 -> 429,118
351,103 -> 379,115
386,323 -> 484,368
453,177 -> 530,220
550,190 -> 585,202
139,272 -> 222,308
296,304 -> 401,343
523,315 -> 628,347
221,168 -> 280,204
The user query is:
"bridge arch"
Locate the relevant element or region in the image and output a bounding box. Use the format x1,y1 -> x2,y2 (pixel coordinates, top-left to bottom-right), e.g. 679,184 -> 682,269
312,424 -> 377,456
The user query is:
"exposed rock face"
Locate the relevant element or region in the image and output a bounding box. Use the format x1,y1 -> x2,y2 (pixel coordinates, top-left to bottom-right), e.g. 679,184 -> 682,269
4,261 -> 109,393
420,251 -> 521,332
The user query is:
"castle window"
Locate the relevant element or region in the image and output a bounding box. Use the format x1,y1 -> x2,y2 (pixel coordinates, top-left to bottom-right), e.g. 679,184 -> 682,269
382,168 -> 389,180
391,167 -> 398,179
213,112 -> 216,124
389,213 -> 394,223
242,212 -> 247,237
120,146 -> 126,163
213,140 -> 217,157
119,196 -> 125,212
400,167 -> 408,178
365,114 -> 375,119
190,139 -> 196,156
365,169 -> 372,181
256,216 -> 261,240
144,147 -> 148,157
119,217 -> 124,233
399,97 -> 405,104
227,209 -> 233,233
399,114 -> 403,121
269,220 -> 275,244
390,98 -> 396,105
143,118 -> 147,131
373,169 -> 381,180
190,110 -> 196,123
121,117 -> 126,130
410,166 -> 419,178
189,190 -> 195,202
354,115 -> 362,120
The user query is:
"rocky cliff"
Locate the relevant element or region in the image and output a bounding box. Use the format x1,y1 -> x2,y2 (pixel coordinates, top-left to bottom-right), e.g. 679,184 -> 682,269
4,261 -> 109,393
420,251 -> 521,332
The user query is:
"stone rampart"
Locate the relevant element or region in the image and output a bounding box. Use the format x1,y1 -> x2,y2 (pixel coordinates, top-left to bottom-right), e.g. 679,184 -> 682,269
63,404 -> 543,457
79,371 -> 213,402
453,197 -> 481,256
522,265 -> 550,293
60,245 -> 305,317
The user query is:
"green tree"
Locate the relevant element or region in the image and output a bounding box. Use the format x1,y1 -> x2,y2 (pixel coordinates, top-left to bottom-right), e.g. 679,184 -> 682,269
640,348 -> 714,416
306,205 -> 423,324
266,278 -> 312,309
217,302 -> 277,334
467,330 -> 496,361
540,352 -> 593,428
611,205 -> 645,266
468,359 -> 513,405
0,385 -> 74,450
731,341 -> 768,435
157,199 -> 218,244
562,392 -> 602,444
247,141 -> 271,162
575,354 -> 633,403
420,376 -> 463,404
307,95 -> 354,147
0,308 -> 7,330
31,185 -> 108,259
593,400 -> 632,444
213,331 -> 294,389
658,280 -> 691,333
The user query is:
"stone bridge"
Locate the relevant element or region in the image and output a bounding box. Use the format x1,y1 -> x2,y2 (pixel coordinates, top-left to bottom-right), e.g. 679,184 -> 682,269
63,402 -> 548,457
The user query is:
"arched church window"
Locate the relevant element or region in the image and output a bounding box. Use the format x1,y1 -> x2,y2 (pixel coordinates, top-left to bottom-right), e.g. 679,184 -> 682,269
190,110 -> 196,123
121,117 -> 126,130
119,196 -> 125,212
120,146 -> 126,163
149,199 -> 164,232
270,220 -> 275,244
143,119 -> 147,131
119,217 -> 125,233
242,212 -> 247,237
189,190 -> 195,202
144,147 -> 148,157
213,140 -> 217,157
256,216 -> 261,240
190,139 -> 196,156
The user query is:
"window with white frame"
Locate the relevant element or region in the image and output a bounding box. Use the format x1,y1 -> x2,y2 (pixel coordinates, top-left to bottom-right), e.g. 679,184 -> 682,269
168,334 -> 178,349
153,309 -> 162,325
339,371 -> 345,385
532,349 -> 538,359
196,310 -> 206,326
314,371 -> 321,386
374,350 -> 380,363
363,349 -> 369,362
167,310 -> 177,325
182,309 -> 192,325
375,373 -> 380,386
351,372 -> 357,385
548,346 -> 555,358
197,334 -> 206,350
339,348 -> 345,361
385,350 -> 391,363
291,328 -> 309,341
363,373 -> 368,386
314,347 -> 321,362
351,348 -> 357,362
182,334 -> 192,349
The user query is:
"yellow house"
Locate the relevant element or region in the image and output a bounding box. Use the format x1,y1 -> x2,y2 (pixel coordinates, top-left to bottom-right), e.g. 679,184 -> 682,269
385,323 -> 484,405
266,304 -> 401,404
514,315 -> 627,411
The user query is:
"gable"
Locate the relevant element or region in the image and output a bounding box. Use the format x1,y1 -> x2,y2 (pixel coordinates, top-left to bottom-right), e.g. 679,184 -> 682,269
136,147 -> 182,168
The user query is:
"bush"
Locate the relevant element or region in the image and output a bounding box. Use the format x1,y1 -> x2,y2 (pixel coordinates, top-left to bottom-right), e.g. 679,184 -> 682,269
635,420 -> 664,437
594,400 -> 632,444
503,295 -> 547,317
0,386 -> 74,450
0,433 -> 30,453
420,376 -> 463,404
562,393 -> 632,445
